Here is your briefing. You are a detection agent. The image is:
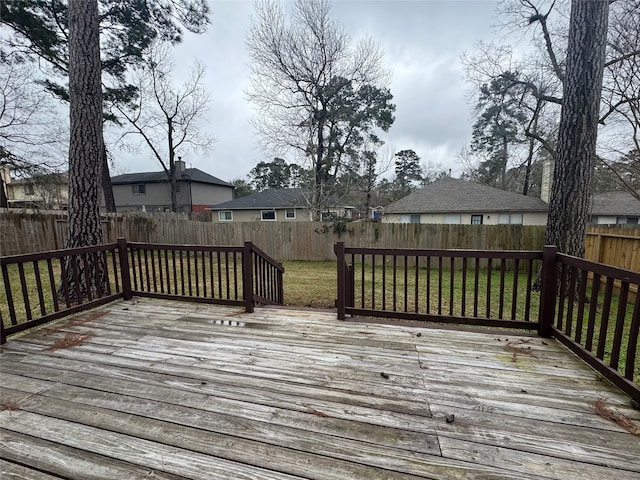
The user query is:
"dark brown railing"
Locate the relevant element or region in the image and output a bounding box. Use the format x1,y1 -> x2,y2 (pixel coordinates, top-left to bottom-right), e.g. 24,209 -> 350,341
335,242 -> 543,330
1,243 -> 125,342
336,242 -> 639,401
1,238 -> 284,343
541,246 -> 639,401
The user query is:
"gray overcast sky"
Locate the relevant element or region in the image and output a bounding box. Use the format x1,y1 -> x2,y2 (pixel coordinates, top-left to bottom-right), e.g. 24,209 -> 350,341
115,0 -> 501,183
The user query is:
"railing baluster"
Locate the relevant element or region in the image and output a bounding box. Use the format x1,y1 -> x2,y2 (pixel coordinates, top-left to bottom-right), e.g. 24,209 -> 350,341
404,255 -> 408,313
217,251 -> 222,298
473,257 -> 479,318
596,277 -> 615,359
129,248 -> 138,291
371,254 -> 376,310
426,256 -> 431,315
150,248 -> 157,293
46,258 -> 59,312
449,257 -> 454,316
143,248 -> 151,291
110,249 -> 120,294
393,255 -> 398,312
414,255 -> 419,313
18,263 -> 32,320
437,256 -> 443,315
59,256 -> 71,308
33,261 -> 46,316
609,281 -> 630,370
382,254 -> 386,311
574,269 -> 588,343
625,294 -> 640,380
524,259 -> 533,322
557,263 -> 568,330
361,254 -> 365,309
486,258 -> 492,318
226,251 -> 231,299
585,273 -> 601,352
461,257 -> 467,317
172,250 -> 178,295
233,252 -> 238,300
565,266 -> 577,336
179,250 -> 185,296
1,263 -> 17,326
498,259 -> 506,319
511,259 -> 519,320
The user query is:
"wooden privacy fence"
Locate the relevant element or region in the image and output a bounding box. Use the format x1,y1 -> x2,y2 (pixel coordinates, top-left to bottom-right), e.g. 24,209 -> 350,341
1,211 -> 547,257
335,242 -> 640,401
0,239 -> 284,342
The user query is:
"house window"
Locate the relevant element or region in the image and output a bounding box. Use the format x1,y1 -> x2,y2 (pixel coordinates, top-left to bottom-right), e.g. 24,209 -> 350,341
219,211 -> 233,221
444,214 -> 461,224
498,213 -> 523,225
132,183 -> 146,195
628,217 -> 639,225
285,208 -> 296,219
23,184 -> 34,195
471,215 -> 483,225
261,210 -> 276,221
410,214 -> 420,224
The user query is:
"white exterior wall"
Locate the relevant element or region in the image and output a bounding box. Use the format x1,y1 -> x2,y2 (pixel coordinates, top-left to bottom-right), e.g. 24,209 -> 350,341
383,211 -> 548,226
212,208 -> 313,223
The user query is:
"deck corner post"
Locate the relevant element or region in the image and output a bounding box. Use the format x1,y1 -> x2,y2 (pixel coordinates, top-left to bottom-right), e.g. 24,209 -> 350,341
0,318 -> 6,344
335,242 -> 346,320
243,241 -> 255,313
539,245 -> 558,338
117,237 -> 133,300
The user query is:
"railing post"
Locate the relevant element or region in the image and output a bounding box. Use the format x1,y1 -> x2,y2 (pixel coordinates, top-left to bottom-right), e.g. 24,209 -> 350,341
335,242 -> 346,320
117,237 -> 133,300
539,245 -> 558,338
277,262 -> 284,304
243,241 -> 254,313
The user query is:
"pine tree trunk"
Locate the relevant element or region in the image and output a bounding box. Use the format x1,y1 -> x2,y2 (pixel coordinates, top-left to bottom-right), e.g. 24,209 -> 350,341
0,177 -> 7,208
544,0 -> 609,257
65,0 -> 105,302
102,143 -> 116,212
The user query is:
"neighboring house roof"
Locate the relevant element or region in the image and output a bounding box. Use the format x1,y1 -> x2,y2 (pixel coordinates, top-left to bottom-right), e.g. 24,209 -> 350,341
384,177 -> 548,214
209,188 -> 312,210
590,190 -> 640,216
9,172 -> 69,184
110,168 -> 233,188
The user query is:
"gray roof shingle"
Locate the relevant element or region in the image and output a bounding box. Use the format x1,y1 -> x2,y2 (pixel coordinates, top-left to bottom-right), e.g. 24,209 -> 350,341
384,177 -> 548,214
210,188 -> 311,210
591,190 -> 640,216
110,168 -> 233,187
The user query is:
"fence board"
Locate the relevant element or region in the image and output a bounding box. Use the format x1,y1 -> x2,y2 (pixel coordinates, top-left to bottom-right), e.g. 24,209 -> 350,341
2,212 -> 638,265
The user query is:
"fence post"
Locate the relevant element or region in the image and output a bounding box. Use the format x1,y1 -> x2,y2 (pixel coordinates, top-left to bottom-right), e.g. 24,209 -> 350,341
335,242 -> 346,320
243,241 -> 254,313
539,245 -> 558,338
117,237 -> 133,300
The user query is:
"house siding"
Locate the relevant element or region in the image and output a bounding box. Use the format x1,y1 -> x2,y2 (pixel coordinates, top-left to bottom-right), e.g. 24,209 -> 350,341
383,211 -> 548,226
211,208 -> 313,223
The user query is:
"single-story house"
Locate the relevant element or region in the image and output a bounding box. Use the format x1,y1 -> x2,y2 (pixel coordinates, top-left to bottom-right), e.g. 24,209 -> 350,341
105,160 -> 233,213
383,177 -> 548,225
590,190 -> 640,225
208,188 -> 353,222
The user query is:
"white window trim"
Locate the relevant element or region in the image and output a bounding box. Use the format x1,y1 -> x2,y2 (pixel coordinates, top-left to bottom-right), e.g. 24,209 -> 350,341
285,208 -> 296,220
219,211 -> 233,221
261,210 -> 277,221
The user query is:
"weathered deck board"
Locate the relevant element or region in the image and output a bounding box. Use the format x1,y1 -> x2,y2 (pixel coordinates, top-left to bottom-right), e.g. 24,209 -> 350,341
1,298 -> 639,479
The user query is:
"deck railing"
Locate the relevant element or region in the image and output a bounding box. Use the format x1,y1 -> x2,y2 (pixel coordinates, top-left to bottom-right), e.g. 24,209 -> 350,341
1,238 -> 284,343
335,242 -> 639,401
541,246 -> 639,401
335,242 -> 543,330
1,243 -> 125,342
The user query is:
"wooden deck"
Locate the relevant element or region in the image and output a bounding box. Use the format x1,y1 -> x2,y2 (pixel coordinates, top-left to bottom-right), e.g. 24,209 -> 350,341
1,299 -> 639,479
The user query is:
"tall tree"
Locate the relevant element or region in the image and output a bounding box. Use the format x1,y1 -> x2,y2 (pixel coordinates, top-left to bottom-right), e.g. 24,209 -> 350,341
0,0 -> 210,212
114,43 -> 213,212
471,74 -> 528,189
249,158 -> 293,191
65,0 -> 104,298
246,0 -> 394,219
545,0 -> 609,257
393,149 -> 423,199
